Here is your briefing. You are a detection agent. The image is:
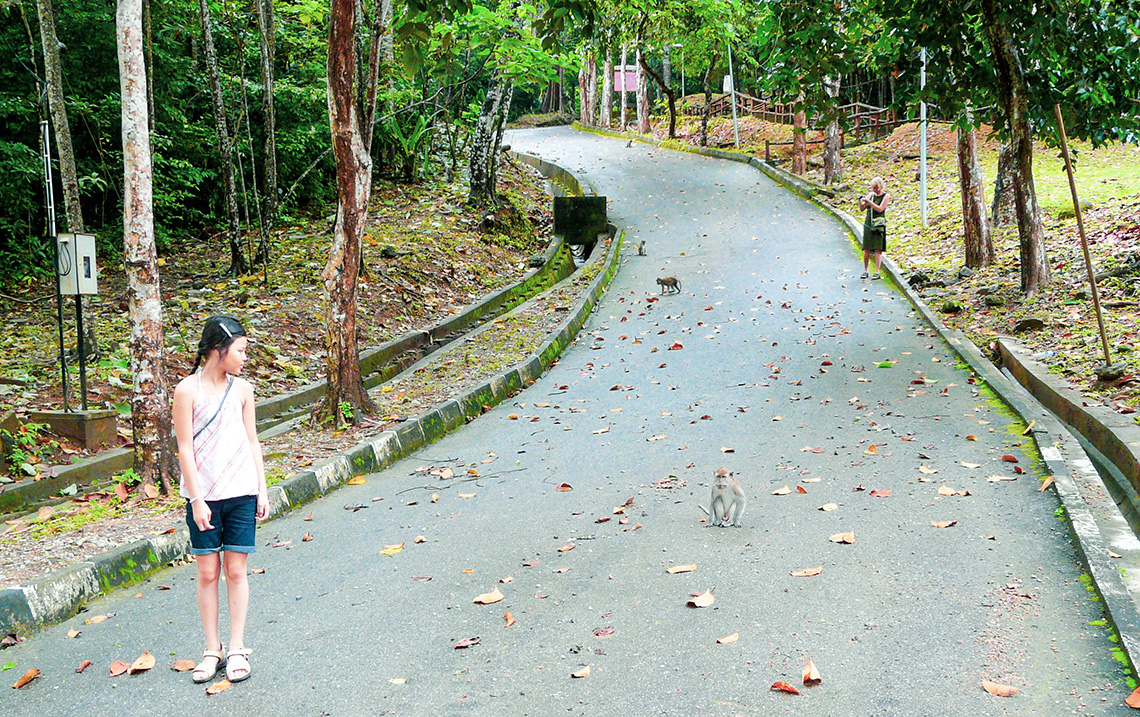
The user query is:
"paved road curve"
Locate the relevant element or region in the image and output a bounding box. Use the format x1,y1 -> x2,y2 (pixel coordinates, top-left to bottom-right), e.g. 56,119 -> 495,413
4,127 -> 1132,716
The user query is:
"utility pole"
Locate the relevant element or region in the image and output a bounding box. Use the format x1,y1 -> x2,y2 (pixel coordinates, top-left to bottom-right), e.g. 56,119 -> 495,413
920,47 -> 928,227
727,32 -> 739,148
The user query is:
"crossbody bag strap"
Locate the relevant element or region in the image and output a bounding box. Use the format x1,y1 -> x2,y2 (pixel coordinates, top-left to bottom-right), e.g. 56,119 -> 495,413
193,376 -> 234,441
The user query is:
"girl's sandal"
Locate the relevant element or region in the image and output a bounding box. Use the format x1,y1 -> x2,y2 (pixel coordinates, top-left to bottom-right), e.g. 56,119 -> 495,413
226,647 -> 252,683
192,648 -> 226,684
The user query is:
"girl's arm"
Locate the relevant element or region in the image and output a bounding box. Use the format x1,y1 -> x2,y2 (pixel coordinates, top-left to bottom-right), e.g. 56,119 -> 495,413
870,193 -> 891,212
173,380 -> 213,530
240,380 -> 270,520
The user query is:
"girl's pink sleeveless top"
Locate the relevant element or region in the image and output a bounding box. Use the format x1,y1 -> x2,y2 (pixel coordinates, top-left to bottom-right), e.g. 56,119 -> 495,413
179,374 -> 257,501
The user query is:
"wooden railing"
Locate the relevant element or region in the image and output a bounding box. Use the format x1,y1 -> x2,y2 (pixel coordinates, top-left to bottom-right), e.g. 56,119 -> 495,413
700,93 -> 901,144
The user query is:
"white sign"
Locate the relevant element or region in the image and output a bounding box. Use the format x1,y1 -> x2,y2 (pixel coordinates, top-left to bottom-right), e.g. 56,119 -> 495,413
722,75 -> 734,93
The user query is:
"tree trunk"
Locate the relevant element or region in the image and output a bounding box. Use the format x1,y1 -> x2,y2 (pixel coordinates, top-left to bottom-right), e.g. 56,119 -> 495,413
635,47 -> 650,134
488,83 -> 514,200
792,96 -> 807,175
197,0 -> 247,275
662,44 -> 672,91
822,75 -> 842,185
981,0 -> 1048,295
577,56 -> 588,124
600,50 -> 613,128
117,0 -> 173,495
143,0 -> 155,134
36,0 -> 83,235
469,70 -> 510,207
620,43 -> 628,129
586,50 -> 598,124
990,139 -> 1016,226
957,123 -> 994,268
319,0 -> 376,427
256,0 -> 278,226
638,52 -> 676,139
701,58 -> 715,147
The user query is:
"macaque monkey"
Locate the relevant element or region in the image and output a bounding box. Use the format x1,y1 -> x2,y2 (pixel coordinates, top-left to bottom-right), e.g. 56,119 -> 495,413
637,240 -> 647,256
656,276 -> 681,294
697,468 -> 746,527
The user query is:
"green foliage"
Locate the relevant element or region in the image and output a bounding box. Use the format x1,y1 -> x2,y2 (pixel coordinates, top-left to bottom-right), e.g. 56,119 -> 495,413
112,467 -> 142,487
1,421 -> 58,477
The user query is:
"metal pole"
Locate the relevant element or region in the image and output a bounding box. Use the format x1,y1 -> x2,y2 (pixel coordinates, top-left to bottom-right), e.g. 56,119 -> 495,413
1054,104 -> 1112,367
74,295 -> 88,410
727,37 -> 739,148
919,47 -> 928,227
42,120 -> 70,412
681,47 -> 685,99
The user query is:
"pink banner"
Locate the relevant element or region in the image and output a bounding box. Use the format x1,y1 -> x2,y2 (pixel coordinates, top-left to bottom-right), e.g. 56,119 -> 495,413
613,69 -> 637,92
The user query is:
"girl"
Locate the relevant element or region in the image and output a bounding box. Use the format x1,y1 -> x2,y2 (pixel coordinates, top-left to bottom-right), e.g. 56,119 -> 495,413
172,315 -> 268,684
859,177 -> 891,279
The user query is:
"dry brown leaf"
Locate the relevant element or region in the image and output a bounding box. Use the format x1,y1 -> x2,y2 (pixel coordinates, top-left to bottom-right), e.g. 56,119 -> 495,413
987,475 -> 1017,483
965,435 -> 978,441
819,503 -> 838,512
503,612 -> 516,628
771,681 -> 800,695
555,483 -> 573,491
829,531 -> 855,544
251,568 -> 265,574
938,485 -> 957,497
870,489 -> 891,497
172,660 -> 196,672
791,566 -> 823,577
802,659 -> 822,686
720,446 -> 736,453
919,465 -> 938,475
961,461 -> 981,469
12,668 -> 39,689
462,568 -> 474,573
109,660 -> 129,677
931,520 -> 958,528
571,664 -> 591,678
1038,476 -> 1054,492
128,651 -> 156,675
666,563 -> 698,574
500,575 -> 513,583
508,413 -> 518,420
473,587 -> 504,605
647,434 -> 666,442
981,679 -> 1019,697
453,636 -> 481,649
457,492 -> 476,499
1001,455 -> 1019,463
687,589 -> 715,608
1126,686 -> 1140,708
114,482 -> 129,501
431,493 -> 440,503
379,543 -> 405,555
85,614 -> 110,625
302,532 -> 314,542
557,543 -> 576,553
591,427 -> 610,435
772,485 -> 792,496
414,535 -> 426,544
67,629 -> 81,639
75,660 -> 91,673
1022,420 -> 1036,435
206,679 -> 232,695
37,506 -> 54,521
716,632 -> 740,644
143,483 -> 160,499
802,477 -> 821,483
594,627 -> 615,638
864,444 -> 879,455
796,485 -> 808,494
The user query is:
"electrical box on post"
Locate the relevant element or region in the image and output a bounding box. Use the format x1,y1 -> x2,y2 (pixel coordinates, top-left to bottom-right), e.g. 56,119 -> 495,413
57,233 -> 98,296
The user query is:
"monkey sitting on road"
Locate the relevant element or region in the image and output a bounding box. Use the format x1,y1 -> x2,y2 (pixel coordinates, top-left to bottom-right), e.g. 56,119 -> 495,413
637,240 -> 647,256
697,468 -> 746,527
656,276 -> 681,294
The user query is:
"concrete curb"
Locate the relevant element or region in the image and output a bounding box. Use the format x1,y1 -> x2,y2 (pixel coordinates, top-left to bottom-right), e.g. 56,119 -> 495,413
0,168 -> 625,638
569,121 -> 1140,677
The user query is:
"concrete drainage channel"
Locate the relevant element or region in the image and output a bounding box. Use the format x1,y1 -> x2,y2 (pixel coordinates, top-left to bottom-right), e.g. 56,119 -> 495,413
0,155 -> 622,636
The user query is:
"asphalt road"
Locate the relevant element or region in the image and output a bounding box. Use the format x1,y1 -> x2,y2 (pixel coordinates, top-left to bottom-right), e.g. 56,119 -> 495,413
3,127 -> 1133,716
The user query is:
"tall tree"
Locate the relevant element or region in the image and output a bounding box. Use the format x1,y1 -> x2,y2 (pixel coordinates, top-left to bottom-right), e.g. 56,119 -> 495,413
990,140 -> 1016,226
600,48 -> 613,127
957,117 -> 993,268
197,0 -> 247,275
255,0 -> 278,228
822,74 -> 842,184
635,46 -> 649,132
117,0 -> 173,495
469,68 -> 514,205
319,0 -> 377,426
35,0 -> 83,235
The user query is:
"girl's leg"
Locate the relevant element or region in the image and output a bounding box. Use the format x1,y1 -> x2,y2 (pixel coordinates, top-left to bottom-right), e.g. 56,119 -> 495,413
223,551 -> 250,650
195,553 -> 222,650
874,250 -> 884,272
862,249 -> 871,272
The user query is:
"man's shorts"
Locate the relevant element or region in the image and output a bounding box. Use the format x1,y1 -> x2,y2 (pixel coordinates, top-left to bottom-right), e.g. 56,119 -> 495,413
186,494 -> 257,555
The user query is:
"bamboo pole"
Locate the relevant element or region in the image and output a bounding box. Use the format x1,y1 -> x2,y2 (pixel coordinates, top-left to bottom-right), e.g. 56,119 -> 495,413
1054,103 -> 1112,367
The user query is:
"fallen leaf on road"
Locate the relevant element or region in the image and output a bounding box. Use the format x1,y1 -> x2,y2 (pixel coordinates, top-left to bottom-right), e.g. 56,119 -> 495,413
473,587 -> 504,605
594,627 -> 614,638
555,483 -> 573,491
301,532 -> 314,542
414,535 -> 426,544
771,681 -> 800,695
13,668 -> 39,688
931,520 -> 958,528
919,465 -> 938,475
592,427 -> 610,435
870,489 -> 891,497
76,660 -> 92,673
37,506 -> 54,521
791,566 -> 823,577
128,652 -> 156,675
647,434 -> 666,442
172,660 -> 196,672
206,679 -> 232,695
666,564 -> 697,574
85,614 -> 111,625
500,575 -> 513,583
1126,686 -> 1140,707
772,485 -> 792,496
716,632 -> 739,644
412,576 -> 432,582
819,503 -> 838,512
688,589 -> 715,608
938,485 -> 957,497
987,475 -> 1017,483
504,612 -> 516,628
981,679 -> 1018,697
251,568 -> 265,574
1038,476 -> 1054,492
431,493 -> 439,503
1022,420 -> 1036,435
864,444 -> 878,455
721,446 -> 735,453
803,660 -> 822,686
453,636 -> 481,649
829,531 -> 855,544
109,661 -> 129,677
571,664 -> 591,678
961,462 -> 981,469
796,485 -> 808,494
458,492 -> 476,499
522,559 -> 540,567
379,543 -> 404,555
966,435 -> 978,441
802,477 -> 821,483
302,512 -> 313,521
346,476 -> 366,485
1001,455 -> 1019,463
67,629 -> 80,639
557,543 -> 576,553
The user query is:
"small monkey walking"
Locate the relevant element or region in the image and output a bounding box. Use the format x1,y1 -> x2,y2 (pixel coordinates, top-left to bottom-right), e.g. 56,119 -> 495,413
697,468 -> 746,527
656,276 -> 681,294
637,240 -> 647,256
